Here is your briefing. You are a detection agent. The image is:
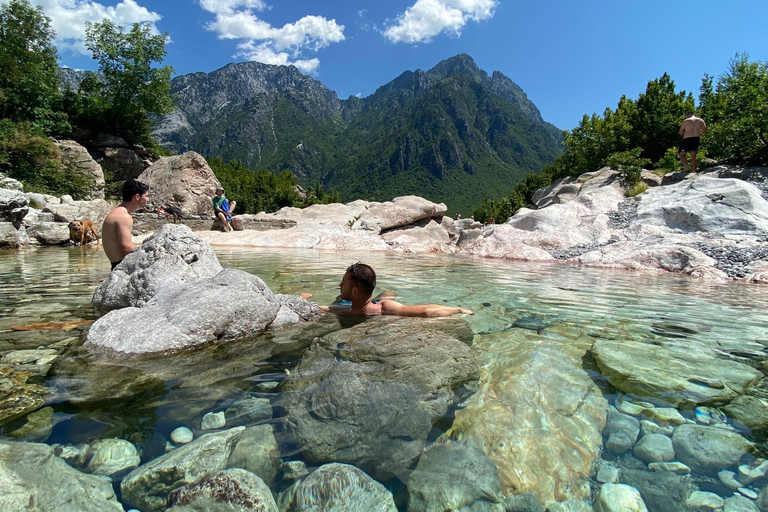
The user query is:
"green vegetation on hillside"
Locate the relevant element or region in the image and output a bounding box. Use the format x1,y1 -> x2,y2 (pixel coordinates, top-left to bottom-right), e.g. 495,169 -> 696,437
474,56 -> 768,223
208,157 -> 340,214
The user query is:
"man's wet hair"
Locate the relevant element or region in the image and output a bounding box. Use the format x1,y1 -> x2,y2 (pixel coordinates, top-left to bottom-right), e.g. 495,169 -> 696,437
122,179 -> 149,202
346,262 -> 376,295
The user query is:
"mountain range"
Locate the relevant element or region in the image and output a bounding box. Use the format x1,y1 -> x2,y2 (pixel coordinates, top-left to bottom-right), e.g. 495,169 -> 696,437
150,54 -> 563,214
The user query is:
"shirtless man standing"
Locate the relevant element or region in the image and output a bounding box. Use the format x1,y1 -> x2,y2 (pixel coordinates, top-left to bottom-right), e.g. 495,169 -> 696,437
679,111 -> 708,172
102,179 -> 149,270
320,262 -> 473,317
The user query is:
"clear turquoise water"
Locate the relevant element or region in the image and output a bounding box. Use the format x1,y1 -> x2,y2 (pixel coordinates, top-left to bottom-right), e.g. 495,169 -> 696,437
2,245 -> 768,504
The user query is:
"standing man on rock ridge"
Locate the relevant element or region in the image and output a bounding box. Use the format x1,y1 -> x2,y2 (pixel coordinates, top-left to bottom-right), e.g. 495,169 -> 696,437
102,179 -> 149,270
679,111 -> 708,172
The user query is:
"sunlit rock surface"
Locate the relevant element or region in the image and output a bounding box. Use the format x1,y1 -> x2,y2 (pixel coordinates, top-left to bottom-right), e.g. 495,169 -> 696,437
446,328 -> 608,505
93,224 -> 223,310
166,468 -> 278,512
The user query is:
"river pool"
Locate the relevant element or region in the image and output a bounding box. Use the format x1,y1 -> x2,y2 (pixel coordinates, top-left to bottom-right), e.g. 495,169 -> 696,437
2,245 -> 768,509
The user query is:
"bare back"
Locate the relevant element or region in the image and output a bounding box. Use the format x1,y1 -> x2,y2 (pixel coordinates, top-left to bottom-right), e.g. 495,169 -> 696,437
679,116 -> 707,139
101,206 -> 134,263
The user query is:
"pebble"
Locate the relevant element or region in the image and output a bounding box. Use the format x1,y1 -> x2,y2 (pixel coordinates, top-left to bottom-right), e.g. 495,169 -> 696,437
644,407 -> 686,426
640,420 -> 674,437
616,396 -> 648,416
719,469 -> 744,491
739,461 -> 768,485
282,460 -> 308,480
686,490 -> 724,511
256,381 -> 280,392
723,494 -> 760,512
739,488 -> 758,499
648,462 -> 691,475
597,463 -> 620,483
201,411 -> 226,430
170,426 -> 193,444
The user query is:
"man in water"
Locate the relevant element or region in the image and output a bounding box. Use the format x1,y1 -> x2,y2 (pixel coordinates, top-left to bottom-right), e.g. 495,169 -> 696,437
102,179 -> 149,270
213,186 -> 237,231
679,111 -> 708,172
320,262 -> 473,317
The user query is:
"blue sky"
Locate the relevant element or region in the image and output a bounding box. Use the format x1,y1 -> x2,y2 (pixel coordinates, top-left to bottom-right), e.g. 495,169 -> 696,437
14,0 -> 768,130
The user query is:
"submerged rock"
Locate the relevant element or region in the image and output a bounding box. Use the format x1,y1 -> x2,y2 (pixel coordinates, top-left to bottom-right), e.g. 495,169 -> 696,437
279,316 -> 478,480
407,441 -> 505,512
593,339 -> 762,407
166,468 -> 278,512
226,424 -> 280,488
594,483 -> 648,512
446,330 -> 608,504
0,439 -> 123,511
671,424 -> 754,476
281,463 -> 397,512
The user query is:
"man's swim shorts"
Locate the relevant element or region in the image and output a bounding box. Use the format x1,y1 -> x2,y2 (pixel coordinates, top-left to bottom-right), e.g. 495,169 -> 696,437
679,137 -> 700,153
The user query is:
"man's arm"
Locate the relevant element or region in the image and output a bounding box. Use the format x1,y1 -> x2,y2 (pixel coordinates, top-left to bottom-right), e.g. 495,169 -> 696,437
114,215 -> 135,258
679,123 -> 686,136
380,300 -> 472,317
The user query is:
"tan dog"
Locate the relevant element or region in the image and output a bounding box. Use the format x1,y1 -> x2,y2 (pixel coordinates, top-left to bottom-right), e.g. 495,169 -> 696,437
68,220 -> 99,246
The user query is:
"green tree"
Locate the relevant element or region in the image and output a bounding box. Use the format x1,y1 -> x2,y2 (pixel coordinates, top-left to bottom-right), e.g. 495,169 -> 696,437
628,73 -> 695,163
0,0 -> 66,133
700,54 -> 768,164
79,20 -> 173,144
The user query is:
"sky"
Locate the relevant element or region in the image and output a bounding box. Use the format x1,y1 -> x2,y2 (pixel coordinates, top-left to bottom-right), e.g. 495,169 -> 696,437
10,0 -> 768,130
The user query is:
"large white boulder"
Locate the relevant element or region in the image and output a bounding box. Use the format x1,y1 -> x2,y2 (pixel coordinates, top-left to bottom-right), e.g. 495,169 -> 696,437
137,151 -> 220,215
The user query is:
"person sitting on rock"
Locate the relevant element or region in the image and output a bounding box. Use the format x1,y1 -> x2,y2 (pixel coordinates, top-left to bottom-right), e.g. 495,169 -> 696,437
320,262 -> 473,317
213,187 -> 237,231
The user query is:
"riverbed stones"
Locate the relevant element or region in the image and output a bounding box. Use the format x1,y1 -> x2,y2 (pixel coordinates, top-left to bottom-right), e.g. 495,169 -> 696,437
406,441 -> 505,512
0,439 -> 123,511
686,491 -> 725,511
279,316 -> 478,480
201,411 -> 226,430
87,268 -> 280,354
723,495 -> 760,512
605,410 -> 641,455
120,426 -> 244,512
633,434 -> 675,463
226,424 -> 280,488
25,221 -> 71,245
225,396 -> 272,427
594,483 -> 648,512
92,224 -> 223,310
283,463 -> 397,512
593,339 -> 763,407
0,367 -> 49,426
671,424 -> 754,475
171,426 -> 194,444
86,438 -> 141,476
619,467 -> 692,512
725,395 -> 768,438
446,331 -> 608,504
166,468 -> 278,512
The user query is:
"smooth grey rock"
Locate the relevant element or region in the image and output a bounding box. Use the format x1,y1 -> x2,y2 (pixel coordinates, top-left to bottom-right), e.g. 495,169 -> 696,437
86,438 -> 140,476
593,339 -> 763,407
171,427 -> 194,444
279,316 -> 478,480
43,198 -> 111,224
686,491 -> 724,511
725,396 -> 768,438
619,467 -> 692,512
740,488 -> 758,499
633,434 -> 675,463
201,411 -> 226,430
756,486 -> 768,511
719,469 -> 743,490
95,146 -> 149,181
502,493 -> 544,512
0,176 -> 23,191
226,424 -> 279,488
92,224 -> 223,310
672,424 -> 754,476
61,194 -> 74,203
25,192 -> 59,208
286,463 -> 397,512
723,495 -> 759,512
605,410 -> 641,455
120,427 -> 244,512
166,468 -> 278,512
738,460 -> 768,485
87,268 -> 280,354
0,439 -> 123,511
56,140 -> 105,199
225,397 -> 272,427
647,462 -> 690,475
353,195 -> 447,232
531,176 -> 582,208
0,187 -> 29,224
271,294 -> 323,330
0,221 -> 22,247
137,152 -> 220,215
596,463 -> 620,483
407,442 -> 505,512
25,221 -> 71,245
594,483 -> 648,512
640,420 -> 674,437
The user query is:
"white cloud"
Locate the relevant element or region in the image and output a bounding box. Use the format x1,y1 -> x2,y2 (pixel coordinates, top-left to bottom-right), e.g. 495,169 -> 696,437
384,0 -> 497,44
201,1 -> 344,75
23,0 -> 163,55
